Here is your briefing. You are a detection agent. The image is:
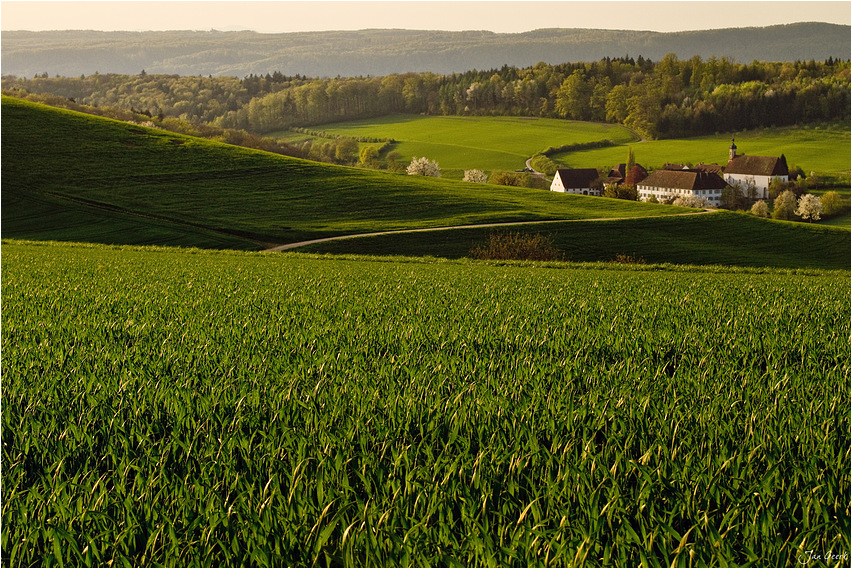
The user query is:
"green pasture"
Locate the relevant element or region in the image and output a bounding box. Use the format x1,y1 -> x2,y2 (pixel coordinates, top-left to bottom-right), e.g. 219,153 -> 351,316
296,211 -> 851,271
553,123 -> 852,174
272,114 -> 638,177
2,96 -> 685,249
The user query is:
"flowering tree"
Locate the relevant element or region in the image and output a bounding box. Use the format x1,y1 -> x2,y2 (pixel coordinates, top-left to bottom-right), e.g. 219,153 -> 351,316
795,194 -> 823,222
750,200 -> 770,218
407,156 -> 441,177
772,190 -> 797,220
672,195 -> 712,208
463,169 -> 488,183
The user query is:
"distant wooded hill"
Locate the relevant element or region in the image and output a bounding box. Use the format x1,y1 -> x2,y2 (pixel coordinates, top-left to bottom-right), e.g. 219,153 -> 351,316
2,23 -> 850,78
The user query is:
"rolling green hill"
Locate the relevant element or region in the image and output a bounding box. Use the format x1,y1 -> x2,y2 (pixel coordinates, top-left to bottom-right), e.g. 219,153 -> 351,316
295,212 -> 851,271
0,96 -> 686,249
272,115 -> 638,176
2,96 -> 849,270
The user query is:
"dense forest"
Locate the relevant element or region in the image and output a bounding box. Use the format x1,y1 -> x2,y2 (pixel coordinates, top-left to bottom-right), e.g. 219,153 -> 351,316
4,54 -> 849,140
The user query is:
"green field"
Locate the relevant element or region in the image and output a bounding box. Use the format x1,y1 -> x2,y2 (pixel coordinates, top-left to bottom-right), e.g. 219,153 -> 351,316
271,114 -> 639,177
295,211 -> 851,271
553,123 -> 852,174
2,96 -> 688,249
272,115 -> 850,178
3,240 -> 849,566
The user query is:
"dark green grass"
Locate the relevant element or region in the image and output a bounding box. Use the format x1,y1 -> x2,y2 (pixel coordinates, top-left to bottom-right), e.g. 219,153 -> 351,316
1,96 -> 685,249
3,240 -> 849,567
298,211 -> 851,271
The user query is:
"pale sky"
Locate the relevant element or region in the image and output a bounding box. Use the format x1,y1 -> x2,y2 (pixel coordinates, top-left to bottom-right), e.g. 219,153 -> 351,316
1,1 -> 849,33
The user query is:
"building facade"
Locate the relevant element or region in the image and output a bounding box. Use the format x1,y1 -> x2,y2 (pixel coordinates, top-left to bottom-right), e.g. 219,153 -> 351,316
636,169 -> 729,205
550,168 -> 601,196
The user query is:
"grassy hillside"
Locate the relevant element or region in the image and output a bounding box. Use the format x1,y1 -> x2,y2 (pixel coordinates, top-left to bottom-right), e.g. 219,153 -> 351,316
1,96 -> 686,249
4,239 -> 849,566
295,211 -> 850,271
272,115 -> 638,176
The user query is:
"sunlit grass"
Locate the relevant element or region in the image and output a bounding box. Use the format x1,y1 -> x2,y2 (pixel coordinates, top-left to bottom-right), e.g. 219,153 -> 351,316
3,240 -> 849,566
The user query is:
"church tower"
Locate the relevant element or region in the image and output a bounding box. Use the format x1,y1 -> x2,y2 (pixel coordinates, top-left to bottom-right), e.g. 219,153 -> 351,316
729,137 -> 737,161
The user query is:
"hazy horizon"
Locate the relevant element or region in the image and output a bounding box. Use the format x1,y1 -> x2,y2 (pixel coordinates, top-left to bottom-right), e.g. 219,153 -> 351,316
2,1 -> 850,34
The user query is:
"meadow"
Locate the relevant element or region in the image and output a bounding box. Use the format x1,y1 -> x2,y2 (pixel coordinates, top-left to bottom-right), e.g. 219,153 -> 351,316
270,114 -> 639,177
3,239 -> 849,566
272,115 -> 850,178
2,96 -> 685,249
295,211 -> 851,271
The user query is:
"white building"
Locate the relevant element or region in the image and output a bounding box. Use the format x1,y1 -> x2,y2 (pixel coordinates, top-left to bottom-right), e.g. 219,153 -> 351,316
637,169 -> 729,205
723,139 -> 789,199
550,168 -> 601,196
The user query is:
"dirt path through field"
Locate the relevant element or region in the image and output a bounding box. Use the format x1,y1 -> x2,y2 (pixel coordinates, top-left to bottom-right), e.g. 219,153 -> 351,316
265,210 -> 717,252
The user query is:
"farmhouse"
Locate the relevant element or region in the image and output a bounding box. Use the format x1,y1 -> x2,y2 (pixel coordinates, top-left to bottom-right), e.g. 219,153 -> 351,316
550,168 -> 601,196
723,139 -> 789,199
636,169 -> 729,205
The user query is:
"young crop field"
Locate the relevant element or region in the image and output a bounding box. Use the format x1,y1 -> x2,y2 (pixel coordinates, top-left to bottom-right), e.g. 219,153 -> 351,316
270,114 -> 638,177
552,123 -> 852,175
3,240 -> 849,567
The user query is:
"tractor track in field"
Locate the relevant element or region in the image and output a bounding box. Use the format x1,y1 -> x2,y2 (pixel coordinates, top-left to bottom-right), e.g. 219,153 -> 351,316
264,209 -> 718,252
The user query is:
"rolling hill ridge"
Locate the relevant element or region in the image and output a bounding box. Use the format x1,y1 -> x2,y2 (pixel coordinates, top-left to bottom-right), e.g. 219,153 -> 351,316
3,23 -> 849,78
2,95 -> 849,269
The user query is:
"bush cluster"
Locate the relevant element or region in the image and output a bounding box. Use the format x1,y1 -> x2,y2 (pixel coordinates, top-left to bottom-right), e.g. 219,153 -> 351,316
469,231 -> 563,261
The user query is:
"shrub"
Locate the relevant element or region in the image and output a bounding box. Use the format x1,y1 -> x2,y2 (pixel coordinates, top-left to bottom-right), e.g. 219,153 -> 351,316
529,154 -> 558,176
463,169 -> 489,183
672,195 -> 712,209
610,253 -> 647,264
469,231 -> 563,261
820,191 -> 843,216
751,200 -> 770,218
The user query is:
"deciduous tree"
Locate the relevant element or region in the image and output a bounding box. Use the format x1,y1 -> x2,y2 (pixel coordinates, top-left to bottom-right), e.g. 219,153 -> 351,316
407,156 -> 441,177
794,194 -> 822,222
750,200 -> 770,217
772,190 -> 798,220
820,191 -> 842,216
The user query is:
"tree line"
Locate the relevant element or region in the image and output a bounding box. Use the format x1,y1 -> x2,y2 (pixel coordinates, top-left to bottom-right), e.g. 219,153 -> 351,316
2,55 -> 849,140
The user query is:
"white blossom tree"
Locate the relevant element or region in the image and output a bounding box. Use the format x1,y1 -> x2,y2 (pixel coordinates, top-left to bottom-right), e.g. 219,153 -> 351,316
795,194 -> 823,222
463,169 -> 488,183
672,195 -> 712,209
407,156 -> 441,177
750,200 -> 770,218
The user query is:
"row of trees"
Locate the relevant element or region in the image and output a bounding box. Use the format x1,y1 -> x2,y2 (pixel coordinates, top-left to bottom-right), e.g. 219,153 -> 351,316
3,55 -> 849,139
751,190 -> 843,222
